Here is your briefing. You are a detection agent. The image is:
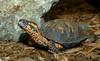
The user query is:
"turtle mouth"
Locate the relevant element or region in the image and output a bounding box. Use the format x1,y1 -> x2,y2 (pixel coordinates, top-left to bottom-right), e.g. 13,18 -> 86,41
18,19 -> 28,30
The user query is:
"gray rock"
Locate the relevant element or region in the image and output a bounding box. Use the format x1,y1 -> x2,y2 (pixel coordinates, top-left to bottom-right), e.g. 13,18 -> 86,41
0,0 -> 58,41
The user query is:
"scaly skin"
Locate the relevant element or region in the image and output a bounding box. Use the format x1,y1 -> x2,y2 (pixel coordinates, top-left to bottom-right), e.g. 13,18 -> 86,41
24,27 -> 50,47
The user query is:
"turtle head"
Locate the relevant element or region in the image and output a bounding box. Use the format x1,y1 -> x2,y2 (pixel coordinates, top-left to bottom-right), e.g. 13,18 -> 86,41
18,19 -> 39,32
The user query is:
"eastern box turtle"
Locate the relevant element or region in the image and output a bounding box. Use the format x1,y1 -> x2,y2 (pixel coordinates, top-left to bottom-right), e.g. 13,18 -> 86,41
18,19 -> 95,53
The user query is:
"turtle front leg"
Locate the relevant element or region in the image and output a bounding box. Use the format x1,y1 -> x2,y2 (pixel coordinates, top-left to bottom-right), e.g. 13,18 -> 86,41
48,41 -> 62,53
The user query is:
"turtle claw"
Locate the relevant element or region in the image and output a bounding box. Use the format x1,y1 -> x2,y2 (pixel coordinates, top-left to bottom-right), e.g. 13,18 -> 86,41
49,47 -> 60,53
48,50 -> 56,54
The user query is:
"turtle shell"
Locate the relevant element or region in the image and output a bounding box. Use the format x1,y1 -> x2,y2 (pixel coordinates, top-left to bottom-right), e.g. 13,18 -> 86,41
40,19 -> 90,48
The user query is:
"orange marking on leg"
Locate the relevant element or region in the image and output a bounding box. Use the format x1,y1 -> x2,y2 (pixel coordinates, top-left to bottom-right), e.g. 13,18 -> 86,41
55,43 -> 63,49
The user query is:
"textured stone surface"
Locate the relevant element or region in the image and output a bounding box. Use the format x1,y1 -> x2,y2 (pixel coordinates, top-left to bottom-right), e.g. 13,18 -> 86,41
0,0 -> 58,41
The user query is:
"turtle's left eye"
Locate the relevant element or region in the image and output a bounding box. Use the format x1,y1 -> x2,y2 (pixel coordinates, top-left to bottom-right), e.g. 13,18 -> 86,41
31,28 -> 36,31
28,23 -> 36,31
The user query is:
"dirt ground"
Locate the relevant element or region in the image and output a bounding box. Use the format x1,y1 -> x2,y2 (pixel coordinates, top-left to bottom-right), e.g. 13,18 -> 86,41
0,36 -> 100,61
0,1 -> 100,61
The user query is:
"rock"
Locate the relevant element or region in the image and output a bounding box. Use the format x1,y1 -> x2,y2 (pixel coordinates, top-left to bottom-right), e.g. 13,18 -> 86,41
0,0 -> 58,41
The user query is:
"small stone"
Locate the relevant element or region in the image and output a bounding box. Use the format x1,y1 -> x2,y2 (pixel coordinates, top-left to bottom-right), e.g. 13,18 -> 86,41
0,59 -> 4,61
18,57 -> 35,61
0,0 -> 58,41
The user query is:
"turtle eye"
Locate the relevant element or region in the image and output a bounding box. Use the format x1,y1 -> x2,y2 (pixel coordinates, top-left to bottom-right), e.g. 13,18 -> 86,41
29,22 -> 38,31
28,23 -> 37,31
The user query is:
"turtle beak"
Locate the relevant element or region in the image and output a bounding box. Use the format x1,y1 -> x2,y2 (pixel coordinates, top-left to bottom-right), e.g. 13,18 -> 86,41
18,19 -> 28,29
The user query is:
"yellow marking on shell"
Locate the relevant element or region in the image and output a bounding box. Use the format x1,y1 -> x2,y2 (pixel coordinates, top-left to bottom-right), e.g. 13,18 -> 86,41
68,23 -> 74,32
58,26 -> 64,34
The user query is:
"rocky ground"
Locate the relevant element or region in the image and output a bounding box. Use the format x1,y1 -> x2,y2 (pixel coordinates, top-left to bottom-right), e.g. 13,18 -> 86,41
0,36 -> 100,61
0,1 -> 100,61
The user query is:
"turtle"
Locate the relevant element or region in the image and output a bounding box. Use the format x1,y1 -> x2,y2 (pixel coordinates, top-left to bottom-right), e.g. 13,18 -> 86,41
18,19 -> 95,53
